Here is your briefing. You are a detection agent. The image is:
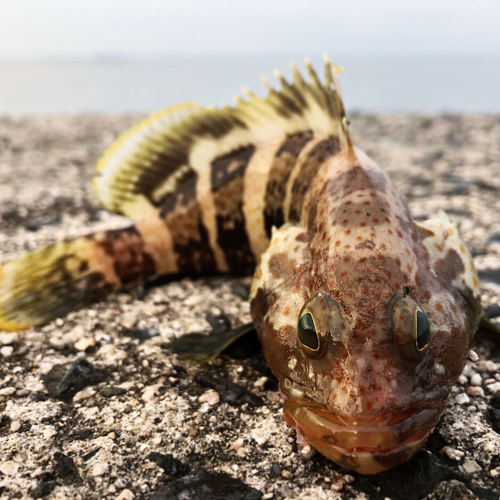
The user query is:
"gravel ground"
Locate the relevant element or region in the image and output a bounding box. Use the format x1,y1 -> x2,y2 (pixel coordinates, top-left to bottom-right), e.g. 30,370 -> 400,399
0,113 -> 499,500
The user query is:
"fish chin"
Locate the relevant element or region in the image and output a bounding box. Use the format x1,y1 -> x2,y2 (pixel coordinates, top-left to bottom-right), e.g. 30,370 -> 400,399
283,395 -> 444,474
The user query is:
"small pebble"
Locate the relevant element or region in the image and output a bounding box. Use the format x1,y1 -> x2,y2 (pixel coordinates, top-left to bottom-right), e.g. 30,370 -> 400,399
74,337 -> 96,351
463,460 -> 481,474
486,382 -> 500,394
251,429 -> 269,446
10,420 -> 21,433
42,427 -> 57,439
142,384 -> 163,402
0,461 -> 19,476
281,470 -> 292,479
73,386 -> 96,402
198,390 -> 220,406
490,467 -> 500,478
455,393 -> 470,405
93,462 -> 108,476
470,373 -> 482,386
468,350 -> 479,362
230,438 -> 245,451
0,346 -> 14,357
116,489 -> 135,500
457,374 -> 468,385
0,387 -> 16,397
299,444 -> 315,459
441,446 -> 464,461
466,386 -> 484,397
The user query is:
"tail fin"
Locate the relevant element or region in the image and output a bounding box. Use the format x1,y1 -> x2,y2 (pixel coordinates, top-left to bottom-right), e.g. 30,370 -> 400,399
0,225 -> 158,331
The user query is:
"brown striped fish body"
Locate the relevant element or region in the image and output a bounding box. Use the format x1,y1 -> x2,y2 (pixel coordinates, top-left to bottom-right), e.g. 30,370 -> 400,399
0,58 -> 482,475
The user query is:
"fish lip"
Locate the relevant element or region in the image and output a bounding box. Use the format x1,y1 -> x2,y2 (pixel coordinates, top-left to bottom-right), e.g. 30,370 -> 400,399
280,377 -> 446,466
280,377 -> 449,421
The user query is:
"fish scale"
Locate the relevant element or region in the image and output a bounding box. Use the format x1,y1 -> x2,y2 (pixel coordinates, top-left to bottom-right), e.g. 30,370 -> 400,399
0,57 -> 482,474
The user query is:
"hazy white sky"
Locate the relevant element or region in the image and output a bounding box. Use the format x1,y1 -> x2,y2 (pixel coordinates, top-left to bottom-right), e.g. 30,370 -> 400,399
1,0 -> 499,60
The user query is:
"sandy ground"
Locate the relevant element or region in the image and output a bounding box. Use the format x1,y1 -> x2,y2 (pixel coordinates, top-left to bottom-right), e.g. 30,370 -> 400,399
0,113 -> 499,500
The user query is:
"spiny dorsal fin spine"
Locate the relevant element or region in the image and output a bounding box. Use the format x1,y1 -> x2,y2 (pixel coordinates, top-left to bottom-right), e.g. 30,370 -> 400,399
93,57 -> 353,218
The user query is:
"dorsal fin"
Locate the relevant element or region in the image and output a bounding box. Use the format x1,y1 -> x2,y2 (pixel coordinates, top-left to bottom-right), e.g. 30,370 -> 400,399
93,56 -> 353,219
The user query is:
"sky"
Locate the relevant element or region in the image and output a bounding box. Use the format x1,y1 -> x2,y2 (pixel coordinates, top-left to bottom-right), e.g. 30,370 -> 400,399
1,0 -> 500,60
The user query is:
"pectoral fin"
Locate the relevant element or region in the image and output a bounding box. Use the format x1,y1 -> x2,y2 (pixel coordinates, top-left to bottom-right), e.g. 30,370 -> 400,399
173,322 -> 256,361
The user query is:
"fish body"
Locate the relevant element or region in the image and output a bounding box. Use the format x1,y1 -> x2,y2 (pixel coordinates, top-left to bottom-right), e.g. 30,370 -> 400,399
0,58 -> 481,474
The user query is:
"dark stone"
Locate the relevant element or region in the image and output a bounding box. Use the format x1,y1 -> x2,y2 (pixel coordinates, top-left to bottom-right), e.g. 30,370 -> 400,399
146,452 -> 189,476
0,414 -> 11,434
488,407 -> 500,434
354,451 -> 466,500
194,371 -> 264,407
101,386 -> 127,397
31,481 -> 57,498
477,269 -> 500,286
122,327 -> 159,342
53,452 -> 82,485
490,393 -> 500,410
484,303 -> 500,319
29,391 -> 48,402
43,358 -> 108,403
487,233 -> 500,245
269,463 -> 281,479
354,451 -> 497,500
205,312 -> 231,334
474,179 -> 497,191
425,480 -> 476,499
148,469 -> 262,500
69,428 -> 94,440
230,282 -> 250,300
82,448 -> 100,462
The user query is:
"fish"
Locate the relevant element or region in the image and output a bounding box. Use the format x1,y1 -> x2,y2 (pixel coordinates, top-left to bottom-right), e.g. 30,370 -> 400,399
0,56 -> 482,474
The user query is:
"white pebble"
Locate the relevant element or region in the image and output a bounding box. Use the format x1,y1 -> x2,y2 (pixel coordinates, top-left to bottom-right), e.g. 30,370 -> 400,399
74,337 -> 96,351
10,420 -> 21,433
198,390 -> 220,406
441,446 -> 464,461
116,489 -> 135,500
92,462 -> 108,476
142,384 -> 163,402
251,429 -> 269,446
0,346 -> 14,357
486,382 -> 500,394
0,332 -> 18,345
230,438 -> 245,451
491,467 -> 500,478
457,375 -> 468,385
470,373 -> 482,386
42,427 -> 57,439
0,461 -> 19,476
0,387 -> 16,397
73,386 -> 96,402
468,350 -> 479,362
455,393 -> 470,405
463,460 -> 481,474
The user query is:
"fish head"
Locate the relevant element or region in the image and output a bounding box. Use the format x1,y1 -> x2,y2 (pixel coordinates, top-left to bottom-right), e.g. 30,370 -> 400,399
250,150 -> 480,474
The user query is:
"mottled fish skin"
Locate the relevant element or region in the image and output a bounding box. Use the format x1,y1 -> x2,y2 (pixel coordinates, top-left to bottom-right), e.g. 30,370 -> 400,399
250,147 -> 481,474
0,59 -> 482,475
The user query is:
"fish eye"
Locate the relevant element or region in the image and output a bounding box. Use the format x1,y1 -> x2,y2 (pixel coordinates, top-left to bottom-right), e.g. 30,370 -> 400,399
297,292 -> 340,359
297,312 -> 320,352
415,309 -> 430,351
393,295 -> 430,359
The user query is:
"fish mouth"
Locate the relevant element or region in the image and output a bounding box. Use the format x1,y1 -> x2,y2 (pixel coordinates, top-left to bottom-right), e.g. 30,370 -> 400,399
281,379 -> 445,474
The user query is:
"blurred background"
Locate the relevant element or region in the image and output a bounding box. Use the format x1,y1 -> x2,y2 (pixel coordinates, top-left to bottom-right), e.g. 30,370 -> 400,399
1,0 -> 499,114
